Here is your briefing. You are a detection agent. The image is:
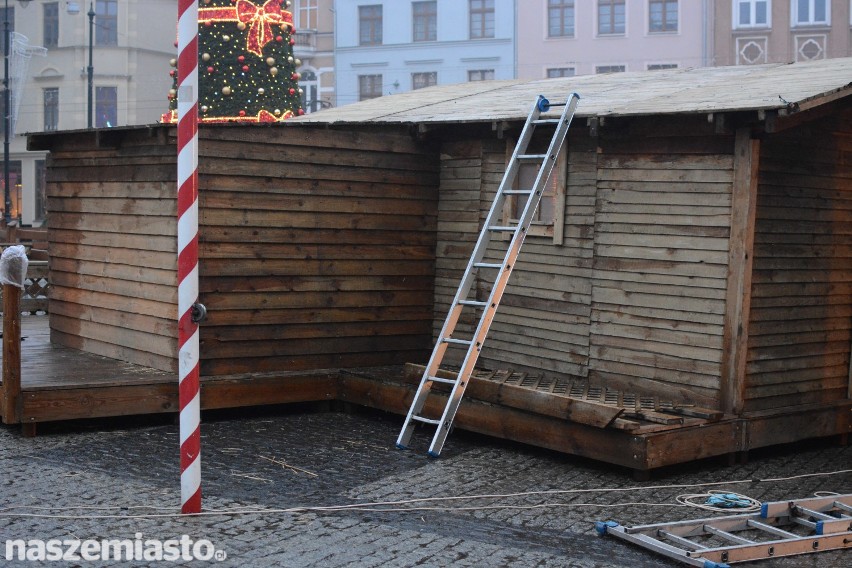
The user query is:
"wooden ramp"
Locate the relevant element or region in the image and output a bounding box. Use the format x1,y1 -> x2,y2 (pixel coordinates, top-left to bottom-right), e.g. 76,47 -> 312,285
1,317 -> 849,476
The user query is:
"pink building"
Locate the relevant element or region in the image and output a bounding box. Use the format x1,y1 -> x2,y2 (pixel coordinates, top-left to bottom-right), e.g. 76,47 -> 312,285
517,0 -> 711,78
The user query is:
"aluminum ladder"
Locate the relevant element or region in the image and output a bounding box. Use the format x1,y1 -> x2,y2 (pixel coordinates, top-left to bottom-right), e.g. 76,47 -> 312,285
396,93 -> 581,457
596,494 -> 852,567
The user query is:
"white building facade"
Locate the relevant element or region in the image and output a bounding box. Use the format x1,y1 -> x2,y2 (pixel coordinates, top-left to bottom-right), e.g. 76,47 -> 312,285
333,0 -> 516,106
9,0 -> 175,226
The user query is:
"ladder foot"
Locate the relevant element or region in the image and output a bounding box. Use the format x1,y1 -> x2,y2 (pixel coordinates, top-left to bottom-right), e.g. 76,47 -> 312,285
395,442 -> 408,450
426,450 -> 441,459
594,520 -> 619,536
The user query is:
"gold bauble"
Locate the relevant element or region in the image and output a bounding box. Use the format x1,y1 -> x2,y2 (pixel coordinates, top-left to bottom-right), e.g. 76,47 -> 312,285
274,109 -> 281,116
295,58 -> 301,66
258,88 -> 265,95
202,53 -> 211,62
222,86 -> 232,96
169,89 -> 176,96
237,22 -> 246,31
223,35 -> 231,41
201,105 -> 208,112
269,67 -> 278,76
169,58 -> 177,67
287,56 -> 294,63
266,57 -> 276,66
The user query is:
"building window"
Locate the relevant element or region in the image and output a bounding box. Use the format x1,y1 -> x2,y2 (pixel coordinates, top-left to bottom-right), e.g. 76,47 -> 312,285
792,0 -> 829,26
412,71 -> 437,90
43,2 -> 59,48
470,0 -> 495,39
468,69 -> 494,81
598,0 -> 626,35
95,86 -> 117,127
547,67 -> 575,77
649,0 -> 678,33
647,63 -> 678,70
548,0 -> 575,38
297,0 -> 318,29
4,160 -> 21,222
734,0 -> 770,28
359,5 -> 382,45
358,74 -> 382,100
413,1 -> 437,42
503,141 -> 567,243
43,88 -> 59,131
299,69 -> 319,113
96,0 -> 118,46
596,64 -> 626,73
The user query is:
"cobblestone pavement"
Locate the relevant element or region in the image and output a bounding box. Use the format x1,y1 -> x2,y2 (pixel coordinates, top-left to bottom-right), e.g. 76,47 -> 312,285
1,406 -> 850,567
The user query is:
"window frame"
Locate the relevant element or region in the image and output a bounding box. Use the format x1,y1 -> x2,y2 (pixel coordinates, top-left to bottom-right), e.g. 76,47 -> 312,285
413,1 -> 437,42
469,0 -> 495,39
597,0 -> 627,36
502,137 -> 567,244
95,86 -> 118,128
95,0 -> 118,47
647,62 -> 679,70
412,71 -> 438,90
468,69 -> 495,82
733,0 -> 771,29
296,0 -> 318,30
546,67 -> 576,78
43,87 -> 59,131
43,2 -> 59,48
595,64 -> 627,74
648,0 -> 678,34
358,74 -> 383,101
790,0 -> 830,27
548,0 -> 575,38
358,5 -> 383,46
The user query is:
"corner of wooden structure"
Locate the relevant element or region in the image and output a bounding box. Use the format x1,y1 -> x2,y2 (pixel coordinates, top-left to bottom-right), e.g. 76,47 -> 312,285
1,285 -> 22,424
720,127 -> 760,415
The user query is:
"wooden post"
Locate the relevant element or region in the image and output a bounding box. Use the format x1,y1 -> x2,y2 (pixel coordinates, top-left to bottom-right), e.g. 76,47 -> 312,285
721,128 -> 760,415
2,283 -> 21,424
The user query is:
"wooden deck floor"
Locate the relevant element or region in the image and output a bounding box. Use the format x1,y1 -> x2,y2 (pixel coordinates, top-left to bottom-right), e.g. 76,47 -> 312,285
1,316 -> 848,475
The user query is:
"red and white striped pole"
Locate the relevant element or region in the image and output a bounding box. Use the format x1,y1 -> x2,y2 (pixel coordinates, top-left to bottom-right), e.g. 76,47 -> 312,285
177,0 -> 201,515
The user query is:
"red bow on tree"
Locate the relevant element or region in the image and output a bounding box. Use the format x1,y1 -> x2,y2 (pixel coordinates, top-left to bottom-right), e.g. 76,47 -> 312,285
237,0 -> 285,57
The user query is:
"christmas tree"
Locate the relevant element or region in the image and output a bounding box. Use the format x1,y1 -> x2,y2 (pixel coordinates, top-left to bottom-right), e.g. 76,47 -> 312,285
163,0 -> 304,123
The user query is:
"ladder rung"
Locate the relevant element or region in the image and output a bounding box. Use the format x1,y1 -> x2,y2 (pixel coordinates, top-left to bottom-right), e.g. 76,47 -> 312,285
473,262 -> 502,269
502,189 -> 532,195
517,154 -> 547,160
488,225 -> 516,232
442,338 -> 472,346
832,501 -> 852,514
427,376 -> 457,386
458,300 -> 487,307
411,415 -> 440,426
746,519 -> 799,539
657,530 -> 705,551
704,525 -> 753,545
532,119 -> 561,125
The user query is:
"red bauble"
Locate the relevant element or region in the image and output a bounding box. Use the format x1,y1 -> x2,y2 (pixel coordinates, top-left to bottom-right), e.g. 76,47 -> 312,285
173,41 -> 178,48
242,65 -> 249,72
276,35 -> 283,42
239,110 -> 246,117
289,88 -> 295,95
207,66 -> 215,73
203,20 -> 211,27
238,55 -> 245,63
289,38 -> 295,46
298,109 -> 305,116
169,70 -> 175,77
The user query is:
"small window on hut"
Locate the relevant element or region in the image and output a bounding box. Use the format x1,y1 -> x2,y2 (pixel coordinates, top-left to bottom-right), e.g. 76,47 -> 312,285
501,139 -> 567,244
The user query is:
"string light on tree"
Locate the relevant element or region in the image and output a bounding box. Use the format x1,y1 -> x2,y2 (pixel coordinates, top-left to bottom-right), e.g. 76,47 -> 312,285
163,0 -> 304,123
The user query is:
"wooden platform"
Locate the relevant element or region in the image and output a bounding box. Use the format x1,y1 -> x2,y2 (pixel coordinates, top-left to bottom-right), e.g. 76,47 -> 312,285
1,316 -> 849,475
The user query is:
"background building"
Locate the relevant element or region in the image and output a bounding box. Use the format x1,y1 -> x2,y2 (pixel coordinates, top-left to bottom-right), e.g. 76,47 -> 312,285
518,0 -> 711,79
712,0 -> 852,66
333,0 -> 515,106
10,0 -> 175,226
293,0 -> 336,113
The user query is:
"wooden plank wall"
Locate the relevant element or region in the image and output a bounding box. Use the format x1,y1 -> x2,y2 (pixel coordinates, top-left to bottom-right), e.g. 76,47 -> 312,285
589,119 -> 736,408
45,129 -> 179,373
745,108 -> 852,411
197,126 -> 438,376
478,132 -> 597,377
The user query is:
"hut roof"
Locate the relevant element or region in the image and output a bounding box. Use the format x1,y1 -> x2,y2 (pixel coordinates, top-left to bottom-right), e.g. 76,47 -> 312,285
294,57 -> 852,126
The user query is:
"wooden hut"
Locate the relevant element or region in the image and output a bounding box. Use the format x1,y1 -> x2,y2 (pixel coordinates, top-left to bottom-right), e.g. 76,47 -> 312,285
14,57 -> 851,474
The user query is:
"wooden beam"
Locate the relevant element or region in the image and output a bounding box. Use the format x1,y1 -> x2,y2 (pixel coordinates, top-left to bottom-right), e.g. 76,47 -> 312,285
2,285 -> 22,424
721,128 -> 760,414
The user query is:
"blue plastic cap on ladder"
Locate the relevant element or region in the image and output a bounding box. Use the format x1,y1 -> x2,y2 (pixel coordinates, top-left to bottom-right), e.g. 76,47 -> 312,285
537,96 -> 551,112
816,520 -> 824,535
395,443 -> 408,450
760,502 -> 769,517
703,561 -> 731,568
426,450 -> 441,459
594,521 -> 619,536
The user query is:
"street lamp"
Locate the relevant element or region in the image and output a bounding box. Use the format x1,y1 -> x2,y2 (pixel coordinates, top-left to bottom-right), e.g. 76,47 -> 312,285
3,0 -> 31,225
87,2 -> 94,128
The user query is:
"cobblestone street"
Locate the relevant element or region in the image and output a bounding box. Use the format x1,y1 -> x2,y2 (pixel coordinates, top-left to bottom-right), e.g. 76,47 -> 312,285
1,406 -> 850,567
